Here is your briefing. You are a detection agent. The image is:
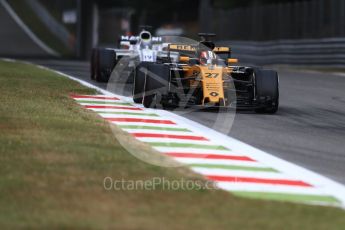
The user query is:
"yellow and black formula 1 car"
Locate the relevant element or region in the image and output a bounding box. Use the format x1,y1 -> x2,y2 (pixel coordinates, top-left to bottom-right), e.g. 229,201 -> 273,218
132,33 -> 279,113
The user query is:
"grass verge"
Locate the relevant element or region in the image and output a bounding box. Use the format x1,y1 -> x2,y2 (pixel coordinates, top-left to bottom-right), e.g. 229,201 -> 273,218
0,60 -> 344,229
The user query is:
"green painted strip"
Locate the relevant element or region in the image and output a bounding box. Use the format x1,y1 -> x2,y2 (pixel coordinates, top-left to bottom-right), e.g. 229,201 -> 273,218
149,142 -> 229,151
232,191 -> 340,204
117,125 -> 192,132
189,164 -> 277,172
95,111 -> 159,117
77,100 -> 131,106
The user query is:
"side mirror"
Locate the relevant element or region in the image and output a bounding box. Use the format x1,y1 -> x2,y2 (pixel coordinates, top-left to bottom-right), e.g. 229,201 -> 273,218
227,58 -> 238,64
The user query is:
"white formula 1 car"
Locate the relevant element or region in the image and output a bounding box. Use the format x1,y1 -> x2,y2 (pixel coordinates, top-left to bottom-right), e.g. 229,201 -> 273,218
90,29 -> 178,82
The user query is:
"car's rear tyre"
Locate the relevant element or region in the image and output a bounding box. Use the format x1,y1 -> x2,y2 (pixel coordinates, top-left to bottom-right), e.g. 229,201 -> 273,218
142,63 -> 170,108
95,48 -> 116,82
254,69 -> 279,114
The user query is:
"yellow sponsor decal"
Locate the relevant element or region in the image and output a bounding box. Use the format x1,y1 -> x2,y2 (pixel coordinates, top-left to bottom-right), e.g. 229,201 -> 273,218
227,58 -> 238,64
213,47 -> 230,52
169,44 -> 196,52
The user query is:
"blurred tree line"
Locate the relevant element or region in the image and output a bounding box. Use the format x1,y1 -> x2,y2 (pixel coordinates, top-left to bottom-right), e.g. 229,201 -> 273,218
98,0 -> 199,34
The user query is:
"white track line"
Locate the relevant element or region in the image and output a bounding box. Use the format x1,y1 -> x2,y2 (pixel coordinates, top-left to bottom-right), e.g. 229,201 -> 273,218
191,168 -> 301,180
174,158 -> 270,168
73,98 -> 121,102
123,130 -> 195,136
108,121 -> 178,128
88,108 -> 149,113
151,147 -> 234,155
136,138 -> 212,144
98,114 -> 164,120
216,183 -> 334,196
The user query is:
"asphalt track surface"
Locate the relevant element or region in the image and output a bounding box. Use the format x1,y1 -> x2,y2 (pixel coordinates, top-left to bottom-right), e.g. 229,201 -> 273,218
31,59 -> 345,185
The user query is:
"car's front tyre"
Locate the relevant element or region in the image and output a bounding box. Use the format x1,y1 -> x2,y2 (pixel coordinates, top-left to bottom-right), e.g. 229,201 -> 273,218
254,69 -> 279,114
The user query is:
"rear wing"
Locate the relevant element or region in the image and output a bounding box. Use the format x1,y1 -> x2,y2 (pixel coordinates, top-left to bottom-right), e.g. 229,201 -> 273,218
168,44 -> 197,52
168,44 -> 232,60
168,44 -> 231,53
168,44 -> 198,58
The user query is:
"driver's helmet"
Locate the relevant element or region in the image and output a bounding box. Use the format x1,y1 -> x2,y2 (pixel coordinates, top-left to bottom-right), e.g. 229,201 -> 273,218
139,30 -> 152,48
199,50 -> 217,65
